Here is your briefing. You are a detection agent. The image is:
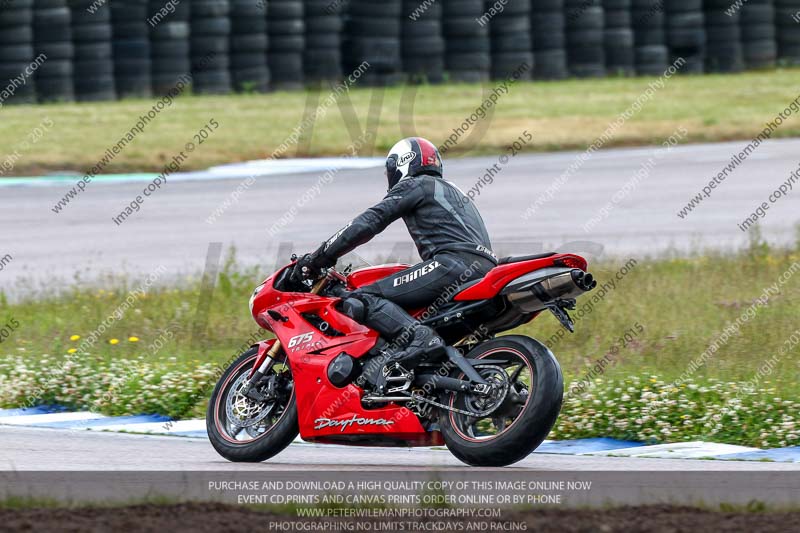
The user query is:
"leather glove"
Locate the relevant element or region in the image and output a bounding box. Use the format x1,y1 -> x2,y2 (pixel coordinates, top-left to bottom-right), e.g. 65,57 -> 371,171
291,253 -> 318,282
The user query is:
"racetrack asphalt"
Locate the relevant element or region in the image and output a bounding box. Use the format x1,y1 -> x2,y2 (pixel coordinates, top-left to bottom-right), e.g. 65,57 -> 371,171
3,426 -> 798,472
3,138 -> 799,292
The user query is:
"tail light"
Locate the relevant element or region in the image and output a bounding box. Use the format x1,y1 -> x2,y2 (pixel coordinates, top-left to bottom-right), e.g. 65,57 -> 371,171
554,255 -> 587,271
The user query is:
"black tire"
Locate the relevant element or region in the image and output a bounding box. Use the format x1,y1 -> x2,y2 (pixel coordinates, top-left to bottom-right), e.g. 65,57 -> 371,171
233,66 -> 271,92
0,7 -> 33,27
36,76 -> 75,102
534,48 -> 568,79
346,17 -> 400,37
150,22 -> 190,40
192,18 -> 232,35
0,26 -> 33,44
306,33 -> 340,48
634,27 -> 665,46
742,24 -> 776,42
113,39 -> 150,58
443,16 -> 489,37
75,77 -> 116,101
531,13 -> 565,33
446,38 -> 491,54
232,16 -> 267,33
207,348 -> 299,462
0,45 -> 34,62
231,52 -> 266,69
72,23 -> 112,42
34,24 -> 72,42
151,40 -> 190,57
305,16 -> 343,33
604,10 -> 631,28
74,59 -> 114,76
439,335 -> 563,467
269,52 -> 304,79
348,0 -> 402,17
231,34 -> 268,52
446,51 -> 490,70
268,0 -> 304,19
192,0 -> 231,17
35,58 -> 73,76
112,21 -> 149,39
191,36 -> 230,54
75,42 -> 113,60
70,4 -> 110,25
492,32 -> 532,52
110,3 -> 149,20
269,34 -> 304,51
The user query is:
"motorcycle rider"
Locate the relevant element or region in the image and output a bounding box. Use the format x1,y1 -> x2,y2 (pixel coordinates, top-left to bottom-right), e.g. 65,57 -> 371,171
292,137 -> 497,393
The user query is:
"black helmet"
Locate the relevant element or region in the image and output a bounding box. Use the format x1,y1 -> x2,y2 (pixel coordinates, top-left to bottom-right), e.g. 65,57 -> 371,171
385,137 -> 443,189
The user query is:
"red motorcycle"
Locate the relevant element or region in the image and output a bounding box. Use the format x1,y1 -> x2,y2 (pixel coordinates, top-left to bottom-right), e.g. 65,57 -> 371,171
207,252 -> 596,467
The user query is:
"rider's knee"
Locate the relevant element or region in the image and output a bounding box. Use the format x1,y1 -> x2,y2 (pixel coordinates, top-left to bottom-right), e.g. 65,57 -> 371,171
339,296 -> 367,322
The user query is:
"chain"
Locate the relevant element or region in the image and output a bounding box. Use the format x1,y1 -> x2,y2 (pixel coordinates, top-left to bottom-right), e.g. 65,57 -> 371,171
410,375 -> 509,418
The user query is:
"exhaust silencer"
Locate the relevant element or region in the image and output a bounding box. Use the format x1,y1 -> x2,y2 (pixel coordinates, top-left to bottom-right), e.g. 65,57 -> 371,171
501,267 -> 596,313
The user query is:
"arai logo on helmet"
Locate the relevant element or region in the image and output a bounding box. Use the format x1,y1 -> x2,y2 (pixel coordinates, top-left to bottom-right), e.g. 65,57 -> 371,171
397,151 -> 416,167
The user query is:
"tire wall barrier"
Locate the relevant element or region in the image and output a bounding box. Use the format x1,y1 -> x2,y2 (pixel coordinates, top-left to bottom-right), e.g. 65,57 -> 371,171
0,0 -> 796,104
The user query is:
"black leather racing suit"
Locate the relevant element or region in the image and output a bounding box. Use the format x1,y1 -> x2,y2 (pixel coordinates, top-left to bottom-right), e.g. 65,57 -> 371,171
310,173 -> 497,383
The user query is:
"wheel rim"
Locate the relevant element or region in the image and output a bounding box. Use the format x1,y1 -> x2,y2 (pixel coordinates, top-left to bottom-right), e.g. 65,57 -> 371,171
448,348 -> 533,443
214,352 -> 294,445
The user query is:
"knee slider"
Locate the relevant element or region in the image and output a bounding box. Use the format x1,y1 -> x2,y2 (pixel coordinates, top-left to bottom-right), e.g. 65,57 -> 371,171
340,297 -> 366,322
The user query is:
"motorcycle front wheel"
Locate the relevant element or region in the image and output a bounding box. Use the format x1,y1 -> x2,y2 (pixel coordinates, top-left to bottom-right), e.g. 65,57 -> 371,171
439,335 -> 563,467
206,347 -> 298,462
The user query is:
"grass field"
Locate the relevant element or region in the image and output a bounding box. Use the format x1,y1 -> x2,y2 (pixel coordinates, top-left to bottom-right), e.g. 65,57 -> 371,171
2,69 -> 800,175
1,236 -> 798,446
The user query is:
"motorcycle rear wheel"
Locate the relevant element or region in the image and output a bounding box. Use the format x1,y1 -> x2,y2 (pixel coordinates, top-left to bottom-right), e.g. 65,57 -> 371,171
439,335 -> 563,467
206,347 -> 299,462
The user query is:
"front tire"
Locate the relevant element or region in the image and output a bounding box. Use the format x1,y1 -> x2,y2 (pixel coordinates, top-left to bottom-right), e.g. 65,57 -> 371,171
206,347 -> 299,462
439,335 -> 563,467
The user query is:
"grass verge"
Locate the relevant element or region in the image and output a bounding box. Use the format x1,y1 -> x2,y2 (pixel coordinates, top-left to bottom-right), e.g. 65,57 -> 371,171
2,69 -> 800,175
1,240 -> 799,446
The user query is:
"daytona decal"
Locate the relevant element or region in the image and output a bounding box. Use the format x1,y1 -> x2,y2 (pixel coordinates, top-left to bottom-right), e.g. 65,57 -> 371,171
314,414 -> 395,432
393,261 -> 441,286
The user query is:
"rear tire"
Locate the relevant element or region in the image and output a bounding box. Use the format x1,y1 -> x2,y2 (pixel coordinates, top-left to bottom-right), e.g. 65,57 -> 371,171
206,347 -> 299,462
439,335 -> 563,467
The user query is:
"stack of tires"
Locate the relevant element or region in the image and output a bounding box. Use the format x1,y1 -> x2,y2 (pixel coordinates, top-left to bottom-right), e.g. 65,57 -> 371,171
149,0 -> 191,95
70,0 -> 115,101
666,0 -> 705,74
442,0 -> 490,82
703,0 -> 743,72
777,0 -> 800,64
487,0 -> 533,80
1,0 -> 36,105
565,0 -> 605,77
531,0 -> 568,79
603,0 -> 635,75
110,0 -> 151,98
191,0 -> 232,94
33,0 -> 73,103
632,0 -> 668,76
230,0 -> 269,92
304,0 -> 342,84
402,0 -> 445,83
344,0 -> 402,85
267,0 -> 304,89
741,0 -> 777,69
